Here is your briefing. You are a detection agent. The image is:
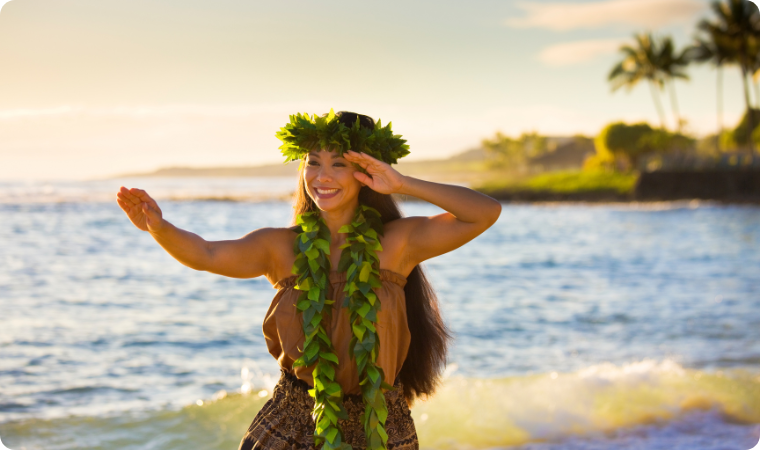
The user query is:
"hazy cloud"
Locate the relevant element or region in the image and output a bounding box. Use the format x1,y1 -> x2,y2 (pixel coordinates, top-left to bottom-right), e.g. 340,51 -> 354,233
0,104 -> 323,121
506,0 -> 705,31
538,39 -> 623,66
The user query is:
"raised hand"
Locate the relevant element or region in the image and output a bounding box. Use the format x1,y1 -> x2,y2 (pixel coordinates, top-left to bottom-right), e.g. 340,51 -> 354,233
343,150 -> 406,195
116,186 -> 164,232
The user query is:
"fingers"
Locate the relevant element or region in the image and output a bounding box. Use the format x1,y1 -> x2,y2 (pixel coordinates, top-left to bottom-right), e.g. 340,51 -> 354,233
141,202 -> 156,219
118,186 -> 142,206
343,152 -> 368,169
130,187 -> 153,204
345,150 -> 376,161
115,196 -> 133,214
345,151 -> 388,173
353,171 -> 373,186
116,189 -> 137,210
118,186 -> 160,210
344,150 -> 377,164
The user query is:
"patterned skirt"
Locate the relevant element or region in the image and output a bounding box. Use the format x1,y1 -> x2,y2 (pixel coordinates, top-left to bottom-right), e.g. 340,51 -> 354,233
238,369 -> 419,450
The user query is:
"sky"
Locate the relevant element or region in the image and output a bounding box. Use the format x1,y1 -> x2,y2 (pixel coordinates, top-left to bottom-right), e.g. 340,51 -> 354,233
0,0 -> 756,180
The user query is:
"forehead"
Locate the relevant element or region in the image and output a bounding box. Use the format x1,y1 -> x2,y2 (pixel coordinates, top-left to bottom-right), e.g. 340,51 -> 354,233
307,149 -> 344,159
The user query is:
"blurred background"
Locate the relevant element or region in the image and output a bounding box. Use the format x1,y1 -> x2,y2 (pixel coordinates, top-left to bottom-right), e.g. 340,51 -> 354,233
1,0 -> 760,449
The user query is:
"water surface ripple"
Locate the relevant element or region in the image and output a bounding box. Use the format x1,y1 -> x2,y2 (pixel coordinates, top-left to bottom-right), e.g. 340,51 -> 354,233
1,199 -> 759,448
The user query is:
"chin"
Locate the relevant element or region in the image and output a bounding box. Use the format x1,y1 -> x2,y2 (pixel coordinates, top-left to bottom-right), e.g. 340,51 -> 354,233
308,192 -> 338,211
313,199 -> 342,212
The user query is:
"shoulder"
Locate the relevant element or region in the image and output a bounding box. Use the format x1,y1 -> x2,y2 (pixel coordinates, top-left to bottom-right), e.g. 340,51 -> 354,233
260,226 -> 298,252
382,216 -> 427,240
375,217 -> 427,276
252,226 -> 298,284
238,226 -> 297,247
233,226 -> 297,275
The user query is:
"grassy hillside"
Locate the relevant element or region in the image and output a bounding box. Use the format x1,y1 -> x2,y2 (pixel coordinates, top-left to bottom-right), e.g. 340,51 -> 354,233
475,171 -> 639,201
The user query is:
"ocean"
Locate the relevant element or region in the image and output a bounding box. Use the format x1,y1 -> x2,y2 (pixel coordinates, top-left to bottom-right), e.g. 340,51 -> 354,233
1,178 -> 759,450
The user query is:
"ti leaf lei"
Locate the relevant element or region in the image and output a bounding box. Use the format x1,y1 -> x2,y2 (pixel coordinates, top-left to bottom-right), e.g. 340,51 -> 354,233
291,204 -> 395,450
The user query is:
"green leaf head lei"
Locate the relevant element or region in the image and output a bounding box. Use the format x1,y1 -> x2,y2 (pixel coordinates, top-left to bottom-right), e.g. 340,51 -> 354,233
276,109 -> 410,166
276,110 -> 409,450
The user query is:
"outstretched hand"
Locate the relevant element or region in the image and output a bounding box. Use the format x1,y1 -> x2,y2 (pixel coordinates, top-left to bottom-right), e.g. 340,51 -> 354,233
343,150 -> 406,195
116,186 -> 164,232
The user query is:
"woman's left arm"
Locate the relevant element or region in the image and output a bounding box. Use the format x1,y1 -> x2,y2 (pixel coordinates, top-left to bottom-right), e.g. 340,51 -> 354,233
343,150 -> 502,264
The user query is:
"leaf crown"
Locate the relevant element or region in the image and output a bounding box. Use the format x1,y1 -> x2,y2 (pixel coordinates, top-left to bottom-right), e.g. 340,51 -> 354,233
276,109 -> 411,164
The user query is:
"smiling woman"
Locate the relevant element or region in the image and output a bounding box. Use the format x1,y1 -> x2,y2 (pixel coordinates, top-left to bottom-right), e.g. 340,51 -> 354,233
115,110 -> 501,450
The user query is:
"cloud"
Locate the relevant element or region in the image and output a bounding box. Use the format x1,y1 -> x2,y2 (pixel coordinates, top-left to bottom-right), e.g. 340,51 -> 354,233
0,0 -> 13,12
0,103 -> 327,121
538,38 -> 623,66
505,0 -> 706,31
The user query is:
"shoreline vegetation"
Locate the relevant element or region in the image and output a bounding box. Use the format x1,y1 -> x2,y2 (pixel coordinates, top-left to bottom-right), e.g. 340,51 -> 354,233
475,171 -> 638,202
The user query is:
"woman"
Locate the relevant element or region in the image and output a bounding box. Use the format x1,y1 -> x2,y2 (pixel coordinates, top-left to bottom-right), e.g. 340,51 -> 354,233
115,111 -> 501,450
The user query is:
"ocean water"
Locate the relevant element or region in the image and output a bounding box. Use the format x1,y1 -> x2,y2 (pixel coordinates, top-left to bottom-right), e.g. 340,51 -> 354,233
1,178 -> 759,450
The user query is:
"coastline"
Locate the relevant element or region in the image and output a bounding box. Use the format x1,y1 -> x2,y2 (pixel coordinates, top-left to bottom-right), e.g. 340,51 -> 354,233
471,191 -> 760,205
474,169 -> 760,205
103,162 -> 760,206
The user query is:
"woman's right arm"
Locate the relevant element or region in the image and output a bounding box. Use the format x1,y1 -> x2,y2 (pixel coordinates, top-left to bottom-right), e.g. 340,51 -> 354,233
116,186 -> 276,279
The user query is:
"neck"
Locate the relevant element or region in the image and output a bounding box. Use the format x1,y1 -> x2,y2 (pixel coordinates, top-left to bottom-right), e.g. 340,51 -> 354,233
319,199 -> 360,244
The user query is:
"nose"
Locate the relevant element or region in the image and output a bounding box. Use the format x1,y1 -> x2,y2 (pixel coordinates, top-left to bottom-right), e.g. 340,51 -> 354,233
316,164 -> 333,183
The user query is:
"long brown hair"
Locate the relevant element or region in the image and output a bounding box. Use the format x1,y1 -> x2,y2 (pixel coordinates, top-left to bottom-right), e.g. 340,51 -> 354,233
291,167 -> 453,405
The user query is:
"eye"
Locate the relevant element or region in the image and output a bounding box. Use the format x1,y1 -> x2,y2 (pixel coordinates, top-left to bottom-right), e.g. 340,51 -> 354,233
307,160 -> 319,166
333,162 -> 346,167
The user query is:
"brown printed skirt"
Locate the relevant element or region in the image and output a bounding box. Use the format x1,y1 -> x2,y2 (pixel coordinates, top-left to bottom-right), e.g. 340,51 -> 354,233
238,369 -> 419,450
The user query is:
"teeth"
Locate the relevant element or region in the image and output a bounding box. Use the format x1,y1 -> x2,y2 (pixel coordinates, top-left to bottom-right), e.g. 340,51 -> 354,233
317,188 -> 339,194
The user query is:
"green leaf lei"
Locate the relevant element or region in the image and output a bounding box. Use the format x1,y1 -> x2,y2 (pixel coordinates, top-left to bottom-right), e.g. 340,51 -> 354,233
291,205 -> 395,450
276,109 -> 410,165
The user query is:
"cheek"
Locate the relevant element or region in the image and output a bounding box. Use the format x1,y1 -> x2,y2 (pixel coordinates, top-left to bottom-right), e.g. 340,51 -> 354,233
303,168 -> 317,185
339,171 -> 362,191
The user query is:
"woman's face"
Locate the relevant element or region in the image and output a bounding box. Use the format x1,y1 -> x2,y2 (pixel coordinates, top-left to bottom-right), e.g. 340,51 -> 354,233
303,149 -> 362,212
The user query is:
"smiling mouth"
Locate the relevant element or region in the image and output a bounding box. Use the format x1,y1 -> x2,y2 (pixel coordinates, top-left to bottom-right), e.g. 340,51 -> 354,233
315,187 -> 341,198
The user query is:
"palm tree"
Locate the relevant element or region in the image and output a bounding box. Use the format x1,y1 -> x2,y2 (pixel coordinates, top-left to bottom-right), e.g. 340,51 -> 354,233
657,36 -> 691,131
684,36 -> 734,150
752,37 -> 760,107
608,33 -> 669,130
697,0 -> 760,152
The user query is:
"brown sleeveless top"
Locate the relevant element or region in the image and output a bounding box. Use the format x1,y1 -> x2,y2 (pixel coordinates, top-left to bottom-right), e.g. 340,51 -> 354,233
262,269 -> 411,395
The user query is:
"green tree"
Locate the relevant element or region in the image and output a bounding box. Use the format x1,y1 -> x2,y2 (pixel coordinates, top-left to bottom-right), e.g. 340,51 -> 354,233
595,122 -> 695,171
696,0 -> 760,152
608,33 -> 668,129
595,122 -> 656,171
657,36 -> 691,131
731,107 -> 760,146
482,131 -> 548,168
684,35 -> 735,150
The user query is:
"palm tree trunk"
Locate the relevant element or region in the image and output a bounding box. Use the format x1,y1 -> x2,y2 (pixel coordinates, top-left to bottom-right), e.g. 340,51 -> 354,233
741,66 -> 756,153
741,67 -> 752,110
648,80 -> 667,130
667,79 -> 681,132
717,66 -> 723,152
